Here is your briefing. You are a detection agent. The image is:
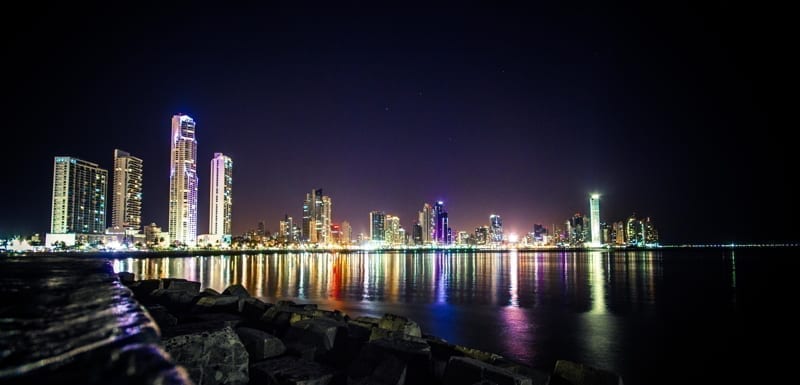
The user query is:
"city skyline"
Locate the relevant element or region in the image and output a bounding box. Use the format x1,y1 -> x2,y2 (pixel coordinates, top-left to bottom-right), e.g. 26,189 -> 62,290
3,3 -> 792,243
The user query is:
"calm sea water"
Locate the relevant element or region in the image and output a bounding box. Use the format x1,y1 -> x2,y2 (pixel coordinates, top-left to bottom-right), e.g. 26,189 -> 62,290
112,248 -> 795,385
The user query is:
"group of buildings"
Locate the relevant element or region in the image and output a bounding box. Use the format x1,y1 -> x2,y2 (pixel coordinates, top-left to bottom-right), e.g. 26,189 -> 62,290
45,114 -> 233,249
31,113 -> 658,251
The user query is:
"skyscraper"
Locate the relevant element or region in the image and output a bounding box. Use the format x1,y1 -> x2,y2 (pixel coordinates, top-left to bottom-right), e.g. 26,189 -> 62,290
418,203 -> 434,244
50,157 -> 108,234
111,149 -> 142,231
489,214 -> 503,243
302,188 -> 331,244
369,211 -> 385,241
590,194 -> 601,246
209,152 -> 233,239
341,221 -> 352,246
168,114 -> 198,246
433,201 -> 448,244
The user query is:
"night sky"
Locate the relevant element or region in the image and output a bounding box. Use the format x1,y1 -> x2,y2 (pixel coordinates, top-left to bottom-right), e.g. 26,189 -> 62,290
2,2 -> 792,243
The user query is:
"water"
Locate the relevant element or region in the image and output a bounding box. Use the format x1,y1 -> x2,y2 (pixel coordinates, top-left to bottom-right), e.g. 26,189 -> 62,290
112,248 -> 795,384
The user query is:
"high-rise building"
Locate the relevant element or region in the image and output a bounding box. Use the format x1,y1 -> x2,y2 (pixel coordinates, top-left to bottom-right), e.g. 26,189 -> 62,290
627,214 -> 642,246
341,221 -> 352,246
475,226 -> 489,245
209,153 -> 233,239
489,214 -> 503,243
433,201 -> 449,244
302,188 -> 331,244
589,194 -> 601,246
50,157 -> 108,234
419,203 -> 434,244
369,211 -> 385,241
643,217 -> 659,245
613,221 -> 626,245
279,214 -> 294,243
385,215 -> 401,245
533,224 -> 547,243
412,222 -> 423,245
569,213 -> 586,245
111,149 -> 142,231
168,114 -> 198,246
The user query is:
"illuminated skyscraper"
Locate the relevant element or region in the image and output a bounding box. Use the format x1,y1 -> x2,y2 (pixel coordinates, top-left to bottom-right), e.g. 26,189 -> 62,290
168,114 -> 198,246
111,149 -> 142,231
433,201 -> 449,244
302,188 -> 331,244
590,194 -> 601,246
489,214 -> 503,243
385,215 -> 401,245
370,211 -> 386,241
341,221 -> 352,245
50,157 -> 108,234
418,203 -> 434,244
209,153 -> 233,239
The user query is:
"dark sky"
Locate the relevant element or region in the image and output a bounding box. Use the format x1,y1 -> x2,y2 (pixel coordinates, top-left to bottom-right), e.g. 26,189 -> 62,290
2,2 -> 793,243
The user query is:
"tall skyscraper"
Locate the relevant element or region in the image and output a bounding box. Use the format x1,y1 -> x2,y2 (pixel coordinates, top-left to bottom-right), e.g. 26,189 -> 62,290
489,214 -> 503,243
433,201 -> 448,244
302,188 -> 331,244
50,157 -> 108,234
385,215 -> 401,245
589,194 -> 601,246
341,221 -> 352,246
369,211 -> 386,241
168,114 -> 198,246
111,149 -> 142,231
209,153 -> 233,239
418,203 -> 434,244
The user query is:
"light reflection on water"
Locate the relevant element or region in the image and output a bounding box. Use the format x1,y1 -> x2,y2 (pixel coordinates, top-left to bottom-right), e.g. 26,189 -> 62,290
114,250 -> 668,383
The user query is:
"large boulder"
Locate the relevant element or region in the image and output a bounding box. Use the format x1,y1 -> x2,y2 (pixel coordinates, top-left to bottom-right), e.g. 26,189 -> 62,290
222,284 -> 250,298
235,327 -> 286,361
239,297 -> 269,320
378,313 -> 421,338
161,279 -> 201,294
250,356 -> 335,385
284,318 -> 348,363
162,325 -> 249,385
193,295 -> 241,313
550,360 -> 623,385
443,356 -> 532,385
350,336 -> 433,385
117,271 -> 135,285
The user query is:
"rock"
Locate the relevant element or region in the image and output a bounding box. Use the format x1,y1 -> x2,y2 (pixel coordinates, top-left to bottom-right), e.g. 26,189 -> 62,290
369,328 -> 427,343
348,317 -> 380,342
150,289 -> 197,313
163,325 -> 249,385
311,309 -> 348,322
117,271 -> 135,284
222,284 -> 250,298
239,297 -> 269,320
250,356 -> 335,385
235,327 -> 286,361
350,336 -> 433,385
129,279 -> 160,300
550,360 -> 623,385
168,280 -> 201,294
284,318 -> 348,362
494,358 -> 551,385
378,313 -> 421,338
201,288 -> 221,296
193,295 -> 240,313
146,304 -> 178,328
443,357 -> 532,385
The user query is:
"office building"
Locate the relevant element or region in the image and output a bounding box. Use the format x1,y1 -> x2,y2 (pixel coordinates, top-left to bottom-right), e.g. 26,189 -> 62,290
50,156 -> 108,234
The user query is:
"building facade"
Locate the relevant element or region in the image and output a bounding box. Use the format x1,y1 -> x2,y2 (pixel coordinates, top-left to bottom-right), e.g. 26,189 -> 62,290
209,152 -> 233,240
168,114 -> 198,246
50,156 -> 108,234
111,149 -> 142,231
369,211 -> 386,241
589,194 -> 601,246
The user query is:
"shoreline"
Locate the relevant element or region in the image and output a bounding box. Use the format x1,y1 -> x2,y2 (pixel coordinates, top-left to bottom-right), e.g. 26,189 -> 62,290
3,243 -> 794,259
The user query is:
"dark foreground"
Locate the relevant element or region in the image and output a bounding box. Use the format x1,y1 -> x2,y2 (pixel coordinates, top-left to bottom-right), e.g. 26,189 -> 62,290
0,256 -> 623,385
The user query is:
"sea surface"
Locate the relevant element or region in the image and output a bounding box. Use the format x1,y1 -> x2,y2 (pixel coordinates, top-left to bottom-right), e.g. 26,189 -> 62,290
112,248 -> 795,384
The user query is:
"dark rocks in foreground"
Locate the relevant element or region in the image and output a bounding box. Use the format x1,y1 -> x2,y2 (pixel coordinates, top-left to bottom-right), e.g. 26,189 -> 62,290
0,257 -> 623,385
